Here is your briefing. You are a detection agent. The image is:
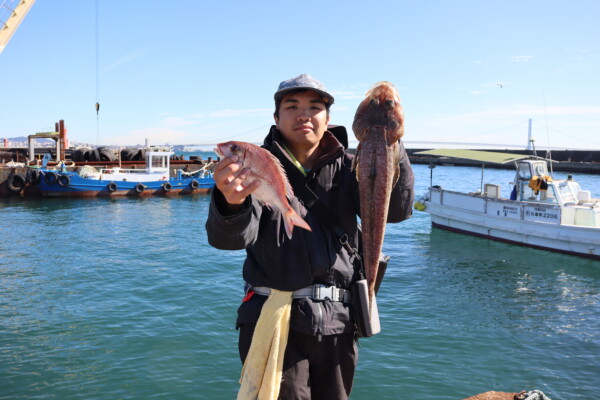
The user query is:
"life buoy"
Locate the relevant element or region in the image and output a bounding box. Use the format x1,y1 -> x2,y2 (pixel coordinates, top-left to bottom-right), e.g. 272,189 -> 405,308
413,201 -> 426,211
162,182 -> 172,192
57,174 -> 70,187
190,180 -> 199,190
106,182 -> 117,192
44,171 -> 58,185
7,174 -> 26,193
134,183 -> 145,194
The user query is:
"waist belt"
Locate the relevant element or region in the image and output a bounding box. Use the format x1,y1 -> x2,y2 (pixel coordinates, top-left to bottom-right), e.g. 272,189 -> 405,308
252,284 -> 351,303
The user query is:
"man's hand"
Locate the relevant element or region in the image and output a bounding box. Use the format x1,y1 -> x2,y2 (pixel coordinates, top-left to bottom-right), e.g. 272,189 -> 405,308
213,155 -> 261,209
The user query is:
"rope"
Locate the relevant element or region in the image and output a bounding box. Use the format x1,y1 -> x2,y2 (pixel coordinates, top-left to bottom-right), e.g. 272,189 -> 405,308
179,161 -> 216,177
95,0 -> 100,145
521,390 -> 553,400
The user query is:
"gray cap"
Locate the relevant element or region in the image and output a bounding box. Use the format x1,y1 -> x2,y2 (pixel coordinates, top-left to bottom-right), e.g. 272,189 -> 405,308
274,73 -> 334,106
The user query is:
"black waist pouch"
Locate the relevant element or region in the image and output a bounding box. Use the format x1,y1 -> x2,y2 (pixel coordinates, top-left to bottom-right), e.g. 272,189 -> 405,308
352,279 -> 381,338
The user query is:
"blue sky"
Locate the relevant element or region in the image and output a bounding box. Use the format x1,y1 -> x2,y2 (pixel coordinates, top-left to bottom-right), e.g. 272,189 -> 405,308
1,0 -> 599,149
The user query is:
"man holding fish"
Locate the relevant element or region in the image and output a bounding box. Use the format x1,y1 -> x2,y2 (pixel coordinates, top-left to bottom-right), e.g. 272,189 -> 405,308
206,74 -> 414,400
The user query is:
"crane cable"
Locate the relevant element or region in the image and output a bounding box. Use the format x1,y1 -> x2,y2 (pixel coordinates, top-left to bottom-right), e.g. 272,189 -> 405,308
95,0 -> 100,145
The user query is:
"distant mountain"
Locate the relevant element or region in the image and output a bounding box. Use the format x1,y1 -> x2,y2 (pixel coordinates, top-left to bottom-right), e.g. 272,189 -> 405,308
3,136 -> 28,141
3,136 -> 53,143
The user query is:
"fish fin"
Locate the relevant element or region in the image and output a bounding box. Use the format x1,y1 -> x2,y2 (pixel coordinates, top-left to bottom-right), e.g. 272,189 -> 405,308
283,208 -> 312,239
352,143 -> 361,182
392,142 -> 401,187
265,150 -> 294,199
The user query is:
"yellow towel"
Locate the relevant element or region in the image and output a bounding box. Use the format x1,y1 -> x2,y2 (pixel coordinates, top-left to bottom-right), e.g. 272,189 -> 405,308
237,289 -> 293,400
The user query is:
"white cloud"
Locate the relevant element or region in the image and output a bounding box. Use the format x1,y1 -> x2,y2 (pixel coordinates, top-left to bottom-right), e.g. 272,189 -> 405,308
511,55 -> 533,63
160,116 -> 200,128
105,126 -> 192,146
566,47 -> 591,54
210,108 -> 272,118
102,49 -> 146,73
330,90 -> 364,100
415,105 -> 600,149
425,105 -> 600,126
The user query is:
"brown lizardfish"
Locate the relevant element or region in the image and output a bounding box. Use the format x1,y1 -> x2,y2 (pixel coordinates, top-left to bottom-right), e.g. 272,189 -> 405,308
352,81 -> 404,315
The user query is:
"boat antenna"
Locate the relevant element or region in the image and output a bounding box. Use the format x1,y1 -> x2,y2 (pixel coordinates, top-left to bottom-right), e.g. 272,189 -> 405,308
95,0 -> 100,145
428,162 -> 436,187
542,92 -> 554,175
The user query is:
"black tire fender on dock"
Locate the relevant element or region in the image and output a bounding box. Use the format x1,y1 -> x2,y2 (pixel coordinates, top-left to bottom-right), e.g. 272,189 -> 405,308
190,180 -> 199,190
134,183 -> 145,194
106,182 -> 117,192
162,182 -> 172,192
7,174 -> 26,193
57,174 -> 70,187
31,169 -> 41,185
25,168 -> 38,184
44,171 -> 58,185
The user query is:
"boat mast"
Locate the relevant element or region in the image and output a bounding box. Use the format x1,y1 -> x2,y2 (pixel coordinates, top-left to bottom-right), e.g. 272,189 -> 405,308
480,164 -> 485,193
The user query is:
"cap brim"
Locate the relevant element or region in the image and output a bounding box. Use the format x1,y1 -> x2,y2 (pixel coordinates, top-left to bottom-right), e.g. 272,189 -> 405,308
274,87 -> 334,105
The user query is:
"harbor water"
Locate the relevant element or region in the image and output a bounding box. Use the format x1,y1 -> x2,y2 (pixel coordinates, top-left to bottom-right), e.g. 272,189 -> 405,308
1,162 -> 599,399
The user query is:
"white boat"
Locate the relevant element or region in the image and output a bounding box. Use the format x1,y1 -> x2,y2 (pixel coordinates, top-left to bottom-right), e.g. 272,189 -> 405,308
414,149 -> 600,260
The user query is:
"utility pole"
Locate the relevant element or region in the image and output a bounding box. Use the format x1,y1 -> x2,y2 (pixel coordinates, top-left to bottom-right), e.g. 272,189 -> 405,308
526,119 -> 533,151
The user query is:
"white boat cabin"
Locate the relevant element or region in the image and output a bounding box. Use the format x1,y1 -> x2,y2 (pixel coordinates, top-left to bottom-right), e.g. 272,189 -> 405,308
511,159 -> 589,204
99,151 -> 174,182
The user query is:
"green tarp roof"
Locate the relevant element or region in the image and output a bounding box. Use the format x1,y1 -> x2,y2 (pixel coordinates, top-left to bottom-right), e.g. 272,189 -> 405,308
415,149 -> 534,165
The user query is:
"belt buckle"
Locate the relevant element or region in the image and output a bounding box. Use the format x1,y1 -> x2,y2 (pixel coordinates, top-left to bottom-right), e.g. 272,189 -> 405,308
313,284 -> 336,301
312,284 -> 323,300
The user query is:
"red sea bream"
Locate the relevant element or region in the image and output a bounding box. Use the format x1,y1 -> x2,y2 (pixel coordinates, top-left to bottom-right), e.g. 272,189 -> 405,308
216,141 -> 311,239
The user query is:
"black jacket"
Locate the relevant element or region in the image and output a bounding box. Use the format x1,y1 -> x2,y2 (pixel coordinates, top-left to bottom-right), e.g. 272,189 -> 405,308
205,125 -> 414,336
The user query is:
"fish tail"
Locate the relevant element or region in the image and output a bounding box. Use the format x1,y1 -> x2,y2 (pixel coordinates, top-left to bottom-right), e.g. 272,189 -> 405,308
283,208 -> 312,239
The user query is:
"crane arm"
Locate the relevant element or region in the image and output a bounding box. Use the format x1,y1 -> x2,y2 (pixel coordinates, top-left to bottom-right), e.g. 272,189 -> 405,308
0,0 -> 36,54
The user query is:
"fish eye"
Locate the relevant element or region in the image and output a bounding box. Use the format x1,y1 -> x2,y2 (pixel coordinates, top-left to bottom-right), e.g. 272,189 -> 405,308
230,144 -> 240,153
386,100 -> 395,107
369,99 -> 379,105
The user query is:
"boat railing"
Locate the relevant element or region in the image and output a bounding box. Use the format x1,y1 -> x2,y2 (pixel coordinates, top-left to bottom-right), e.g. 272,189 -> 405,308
100,167 -> 168,175
177,161 -> 216,179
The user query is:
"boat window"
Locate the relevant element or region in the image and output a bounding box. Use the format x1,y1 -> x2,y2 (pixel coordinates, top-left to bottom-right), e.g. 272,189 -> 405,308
520,182 -> 537,201
151,156 -> 167,168
517,163 -> 531,180
540,185 -> 558,203
568,182 -> 581,200
558,182 -> 576,203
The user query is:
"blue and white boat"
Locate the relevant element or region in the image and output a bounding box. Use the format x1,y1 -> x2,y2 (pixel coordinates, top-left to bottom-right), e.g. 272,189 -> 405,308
32,150 -> 215,197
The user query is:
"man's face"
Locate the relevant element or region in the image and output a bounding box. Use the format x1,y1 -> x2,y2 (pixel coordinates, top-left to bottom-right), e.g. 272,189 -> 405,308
274,90 -> 330,151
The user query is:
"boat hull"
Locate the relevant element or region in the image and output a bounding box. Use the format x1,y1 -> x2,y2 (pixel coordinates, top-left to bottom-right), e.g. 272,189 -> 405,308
424,188 -> 600,260
34,170 -> 214,197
